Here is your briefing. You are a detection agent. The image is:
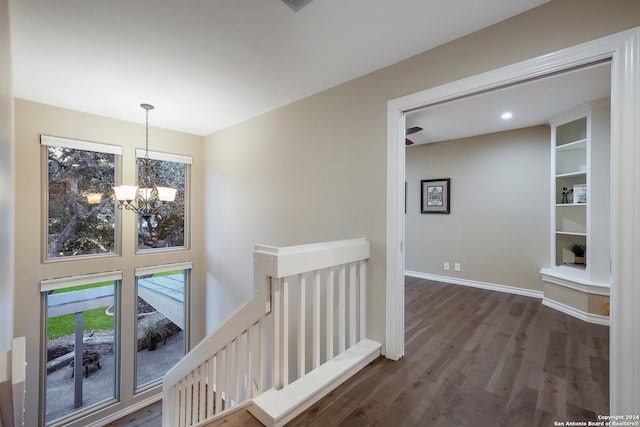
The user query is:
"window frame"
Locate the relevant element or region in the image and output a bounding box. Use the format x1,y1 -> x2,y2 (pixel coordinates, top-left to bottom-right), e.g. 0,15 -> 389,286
40,271 -> 123,425
41,135 -> 123,263
134,149 -> 191,254
133,261 -> 191,392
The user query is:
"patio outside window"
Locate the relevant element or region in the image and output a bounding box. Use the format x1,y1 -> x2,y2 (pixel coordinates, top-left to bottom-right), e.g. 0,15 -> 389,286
41,273 -> 120,424
135,263 -> 190,390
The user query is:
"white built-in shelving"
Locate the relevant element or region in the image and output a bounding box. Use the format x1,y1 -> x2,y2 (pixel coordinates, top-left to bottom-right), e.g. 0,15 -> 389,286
540,99 -> 611,291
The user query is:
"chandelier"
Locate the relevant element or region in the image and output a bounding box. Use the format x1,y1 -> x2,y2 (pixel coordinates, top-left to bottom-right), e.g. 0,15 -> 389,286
113,103 -> 177,219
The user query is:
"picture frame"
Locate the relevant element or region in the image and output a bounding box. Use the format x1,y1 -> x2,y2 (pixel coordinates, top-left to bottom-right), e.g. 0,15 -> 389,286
573,184 -> 587,204
421,178 -> 450,214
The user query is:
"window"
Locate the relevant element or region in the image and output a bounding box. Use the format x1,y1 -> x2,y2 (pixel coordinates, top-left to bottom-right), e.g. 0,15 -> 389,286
136,150 -> 190,251
43,136 -> 121,260
135,262 -> 190,390
41,272 -> 121,424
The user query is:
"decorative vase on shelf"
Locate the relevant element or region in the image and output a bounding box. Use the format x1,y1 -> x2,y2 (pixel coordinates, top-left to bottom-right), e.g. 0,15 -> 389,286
561,187 -> 572,204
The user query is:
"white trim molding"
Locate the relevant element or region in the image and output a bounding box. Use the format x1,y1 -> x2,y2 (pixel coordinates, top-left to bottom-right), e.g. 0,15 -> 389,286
135,148 -> 193,164
385,106 -> 405,360
608,27 -> 640,415
387,27 -> 640,414
540,268 -> 610,296
135,261 -> 193,277
40,270 -> 123,293
405,270 -> 544,299
542,297 -> 610,327
41,134 -> 123,155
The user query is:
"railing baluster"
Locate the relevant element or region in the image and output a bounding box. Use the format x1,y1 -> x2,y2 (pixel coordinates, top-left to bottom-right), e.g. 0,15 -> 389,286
359,260 -> 367,342
349,262 -> 357,347
338,264 -> 346,353
178,376 -> 185,427
235,334 -> 242,405
207,355 -> 215,417
191,368 -> 198,424
272,277 -> 281,389
169,386 -> 179,427
313,270 -> 321,369
177,377 -> 183,426
215,349 -> 222,413
298,273 -> 306,377
186,372 -> 194,426
259,317 -> 266,393
282,277 -> 289,386
326,267 -> 334,360
225,343 -> 232,410
198,364 -> 206,422
246,324 -> 254,399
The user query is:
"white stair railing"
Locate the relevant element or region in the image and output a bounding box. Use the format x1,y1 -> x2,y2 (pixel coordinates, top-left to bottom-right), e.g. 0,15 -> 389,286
163,238 -> 375,427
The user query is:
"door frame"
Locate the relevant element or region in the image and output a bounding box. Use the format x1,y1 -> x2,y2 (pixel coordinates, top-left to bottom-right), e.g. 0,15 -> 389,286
386,27 -> 640,413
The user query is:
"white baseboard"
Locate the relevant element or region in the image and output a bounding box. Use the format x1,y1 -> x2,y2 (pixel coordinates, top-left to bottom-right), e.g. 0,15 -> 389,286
405,270 -> 609,326
542,297 -> 610,326
405,270 -> 544,299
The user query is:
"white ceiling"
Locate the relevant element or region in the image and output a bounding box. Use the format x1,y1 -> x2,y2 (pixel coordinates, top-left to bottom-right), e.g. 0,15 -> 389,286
405,62 -> 612,145
9,0 -> 549,136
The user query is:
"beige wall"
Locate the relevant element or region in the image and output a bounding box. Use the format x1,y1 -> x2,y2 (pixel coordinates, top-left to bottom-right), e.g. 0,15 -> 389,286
405,127 -> 550,291
13,99 -> 205,426
0,0 -> 14,352
203,0 -> 640,343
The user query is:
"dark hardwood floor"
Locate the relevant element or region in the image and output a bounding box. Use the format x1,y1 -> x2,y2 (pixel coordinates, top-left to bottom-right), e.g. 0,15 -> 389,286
111,278 -> 609,426
287,277 -> 609,426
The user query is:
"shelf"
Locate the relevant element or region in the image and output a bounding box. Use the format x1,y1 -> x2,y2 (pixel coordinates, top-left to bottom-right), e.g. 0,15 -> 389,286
556,231 -> 587,236
556,139 -> 587,151
544,101 -> 612,297
540,267 -> 610,295
562,262 -> 586,269
556,171 -> 586,178
555,117 -> 587,146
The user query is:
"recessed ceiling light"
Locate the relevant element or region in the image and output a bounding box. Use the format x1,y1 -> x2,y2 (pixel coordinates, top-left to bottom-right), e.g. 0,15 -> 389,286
501,112 -> 513,120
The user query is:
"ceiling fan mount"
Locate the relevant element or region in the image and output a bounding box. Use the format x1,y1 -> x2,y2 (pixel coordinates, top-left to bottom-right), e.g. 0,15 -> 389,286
405,126 -> 422,145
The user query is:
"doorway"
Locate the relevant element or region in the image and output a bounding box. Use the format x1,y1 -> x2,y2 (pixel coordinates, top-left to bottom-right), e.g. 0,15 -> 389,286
403,61 -> 610,301
385,27 -> 640,414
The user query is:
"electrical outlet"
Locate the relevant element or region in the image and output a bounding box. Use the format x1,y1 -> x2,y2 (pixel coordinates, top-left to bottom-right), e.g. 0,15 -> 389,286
443,262 -> 450,271
602,302 -> 610,315
454,263 -> 461,272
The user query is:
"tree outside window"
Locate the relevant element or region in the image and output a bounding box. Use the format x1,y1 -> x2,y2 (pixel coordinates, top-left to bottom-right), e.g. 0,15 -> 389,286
45,137 -> 118,259
137,158 -> 187,251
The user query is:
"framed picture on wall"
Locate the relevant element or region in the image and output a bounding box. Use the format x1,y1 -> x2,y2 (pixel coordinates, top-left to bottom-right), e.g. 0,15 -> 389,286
421,178 -> 450,214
